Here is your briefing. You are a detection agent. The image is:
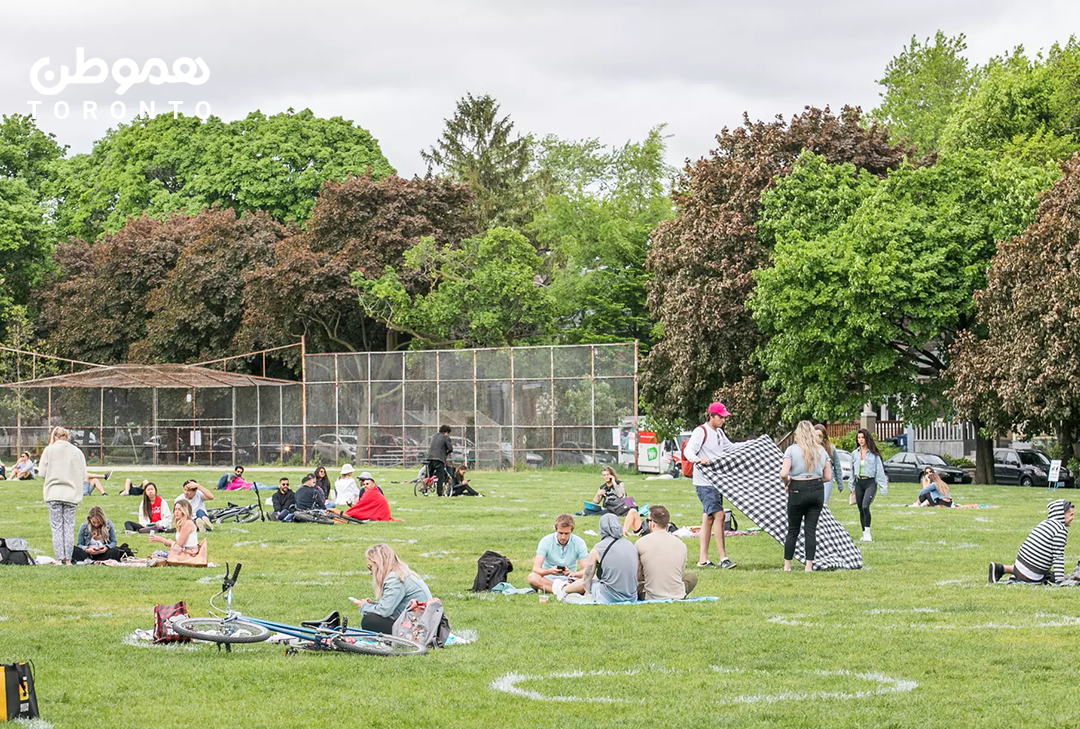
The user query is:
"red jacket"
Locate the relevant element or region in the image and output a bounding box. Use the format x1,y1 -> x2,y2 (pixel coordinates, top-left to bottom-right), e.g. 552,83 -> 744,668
344,487 -> 396,522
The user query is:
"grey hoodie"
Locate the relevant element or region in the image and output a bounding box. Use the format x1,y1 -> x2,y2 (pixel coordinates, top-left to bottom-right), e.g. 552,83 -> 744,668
594,514 -> 639,602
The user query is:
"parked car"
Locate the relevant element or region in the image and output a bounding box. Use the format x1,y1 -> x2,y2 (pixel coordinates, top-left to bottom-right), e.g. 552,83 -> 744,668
836,449 -> 852,483
312,434 -> 359,463
992,448 -> 1066,488
1022,449 -> 1075,488
882,452 -> 972,484
69,429 -> 102,460
474,441 -> 543,469
553,441 -> 616,466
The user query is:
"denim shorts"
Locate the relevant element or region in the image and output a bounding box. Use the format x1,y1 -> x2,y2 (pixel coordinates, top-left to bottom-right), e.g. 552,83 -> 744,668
696,485 -> 723,515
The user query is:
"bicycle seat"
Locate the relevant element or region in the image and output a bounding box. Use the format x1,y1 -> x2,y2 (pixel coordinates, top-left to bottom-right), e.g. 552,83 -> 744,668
300,610 -> 341,629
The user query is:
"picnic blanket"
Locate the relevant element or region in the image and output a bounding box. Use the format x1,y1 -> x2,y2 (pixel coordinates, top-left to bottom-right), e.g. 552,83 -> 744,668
672,526 -> 759,539
697,436 -> 863,570
491,582 -> 536,595
564,595 -> 719,605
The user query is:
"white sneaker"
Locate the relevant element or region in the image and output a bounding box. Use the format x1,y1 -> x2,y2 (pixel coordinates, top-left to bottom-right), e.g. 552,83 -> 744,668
551,579 -> 568,602
860,529 -> 872,543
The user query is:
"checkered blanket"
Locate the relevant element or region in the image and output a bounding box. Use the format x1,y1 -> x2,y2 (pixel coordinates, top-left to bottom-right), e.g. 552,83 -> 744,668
698,436 -> 863,570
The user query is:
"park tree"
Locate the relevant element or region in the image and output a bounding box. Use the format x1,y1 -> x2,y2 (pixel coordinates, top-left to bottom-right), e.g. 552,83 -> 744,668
749,150 -> 1057,474
238,174 -> 477,358
531,125 -> 674,348
133,209 -> 286,364
51,109 -> 394,242
949,155 -> 1080,469
38,214 -> 202,364
353,227 -> 555,349
0,114 -> 67,195
871,31 -> 976,154
421,93 -> 535,230
641,106 -> 911,436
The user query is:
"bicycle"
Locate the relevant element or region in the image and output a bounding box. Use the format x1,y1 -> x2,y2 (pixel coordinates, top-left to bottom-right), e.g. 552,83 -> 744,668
206,495 -> 266,524
171,563 -> 426,656
293,509 -> 367,525
412,462 -> 453,497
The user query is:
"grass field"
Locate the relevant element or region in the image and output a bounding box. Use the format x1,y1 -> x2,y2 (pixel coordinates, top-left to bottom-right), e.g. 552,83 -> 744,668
1,466 -> 1079,728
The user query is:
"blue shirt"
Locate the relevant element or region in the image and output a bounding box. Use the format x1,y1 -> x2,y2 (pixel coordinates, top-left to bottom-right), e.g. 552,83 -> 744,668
361,573 -> 432,619
536,532 -> 588,570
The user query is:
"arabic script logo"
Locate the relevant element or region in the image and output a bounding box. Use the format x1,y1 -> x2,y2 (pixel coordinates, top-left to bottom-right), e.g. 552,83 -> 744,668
31,47 -> 210,96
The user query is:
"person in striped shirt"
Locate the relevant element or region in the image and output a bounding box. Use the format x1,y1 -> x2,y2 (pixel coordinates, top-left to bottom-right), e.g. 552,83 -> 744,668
989,499 -> 1074,584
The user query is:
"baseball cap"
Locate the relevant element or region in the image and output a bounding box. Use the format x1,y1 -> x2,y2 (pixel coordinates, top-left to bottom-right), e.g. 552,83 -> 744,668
707,402 -> 731,417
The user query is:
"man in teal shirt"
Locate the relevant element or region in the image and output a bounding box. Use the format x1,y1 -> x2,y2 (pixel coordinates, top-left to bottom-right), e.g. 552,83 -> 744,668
527,514 -> 589,594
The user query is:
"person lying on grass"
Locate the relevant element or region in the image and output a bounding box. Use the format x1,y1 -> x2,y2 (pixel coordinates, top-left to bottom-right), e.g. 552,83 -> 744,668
526,514 -> 589,594
351,543 -> 432,634
555,513 -> 639,603
120,478 -> 150,496
82,470 -> 112,497
216,466 -> 253,491
72,505 -> 123,562
149,500 -> 199,556
989,499 -> 1074,584
124,482 -> 172,533
342,473 -> 396,521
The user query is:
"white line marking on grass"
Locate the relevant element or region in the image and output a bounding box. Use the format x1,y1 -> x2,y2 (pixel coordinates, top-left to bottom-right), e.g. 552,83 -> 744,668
768,608 -> 1080,630
490,666 -> 916,705
122,632 -> 196,650
13,718 -> 55,729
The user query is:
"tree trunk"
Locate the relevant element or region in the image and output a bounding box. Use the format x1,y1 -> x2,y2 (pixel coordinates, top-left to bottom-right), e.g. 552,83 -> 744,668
973,420 -> 995,484
1059,423 -> 1079,461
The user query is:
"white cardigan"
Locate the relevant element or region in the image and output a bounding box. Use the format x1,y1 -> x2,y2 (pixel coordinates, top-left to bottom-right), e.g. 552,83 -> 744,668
40,440 -> 87,505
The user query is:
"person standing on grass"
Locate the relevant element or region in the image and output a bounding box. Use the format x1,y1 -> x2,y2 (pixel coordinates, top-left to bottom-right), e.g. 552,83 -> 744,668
526,514 -> 589,594
989,499 -> 1074,584
352,543 -> 432,634
848,428 -> 887,543
635,505 -> 697,600
813,424 -> 843,508
426,424 -> 454,497
40,427 -> 87,565
683,402 -> 737,569
781,421 -> 832,573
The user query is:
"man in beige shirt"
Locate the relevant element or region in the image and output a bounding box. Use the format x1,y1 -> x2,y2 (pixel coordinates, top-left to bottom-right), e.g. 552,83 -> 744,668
635,505 -> 697,600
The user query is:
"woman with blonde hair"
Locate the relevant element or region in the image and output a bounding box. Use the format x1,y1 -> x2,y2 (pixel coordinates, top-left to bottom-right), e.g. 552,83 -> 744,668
149,500 -> 199,555
779,420 -> 832,572
351,544 -> 432,634
813,424 -> 844,508
918,467 -> 953,507
72,506 -> 122,562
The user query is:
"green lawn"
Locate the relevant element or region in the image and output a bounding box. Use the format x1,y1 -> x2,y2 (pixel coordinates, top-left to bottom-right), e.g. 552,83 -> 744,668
1,467 -> 1078,728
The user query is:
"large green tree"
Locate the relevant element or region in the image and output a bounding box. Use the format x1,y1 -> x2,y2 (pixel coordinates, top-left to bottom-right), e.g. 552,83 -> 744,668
421,93 -> 534,230
353,227 -> 555,348
51,109 -> 394,242
531,125 -> 674,348
641,106 -> 911,436
871,31 -> 976,154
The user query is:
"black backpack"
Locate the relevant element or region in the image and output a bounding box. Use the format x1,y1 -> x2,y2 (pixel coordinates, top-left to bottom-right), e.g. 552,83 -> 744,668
0,538 -> 34,565
471,550 -> 513,591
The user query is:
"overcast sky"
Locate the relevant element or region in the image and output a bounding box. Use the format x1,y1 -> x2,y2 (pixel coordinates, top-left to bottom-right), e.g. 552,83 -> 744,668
3,1 -> 1078,177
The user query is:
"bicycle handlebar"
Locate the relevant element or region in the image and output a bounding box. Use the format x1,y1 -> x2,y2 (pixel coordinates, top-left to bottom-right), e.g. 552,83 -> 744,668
232,562 -> 242,584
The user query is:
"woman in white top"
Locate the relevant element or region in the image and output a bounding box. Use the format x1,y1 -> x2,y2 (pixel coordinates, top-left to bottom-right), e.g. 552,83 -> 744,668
780,421 -> 832,572
149,500 -> 199,554
333,464 -> 361,508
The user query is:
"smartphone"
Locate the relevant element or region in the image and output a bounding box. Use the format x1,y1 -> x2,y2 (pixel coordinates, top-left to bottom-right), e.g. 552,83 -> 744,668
348,596 -> 363,605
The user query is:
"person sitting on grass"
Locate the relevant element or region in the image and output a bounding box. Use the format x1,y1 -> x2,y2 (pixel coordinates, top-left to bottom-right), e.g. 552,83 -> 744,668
271,477 -> 296,521
917,468 -> 954,508
216,466 -> 253,491
635,505 -> 696,600
119,478 -> 150,496
149,500 -> 200,558
12,452 -> 35,480
82,470 -> 113,497
175,479 -> 215,531
450,465 -> 482,497
72,506 -> 123,562
294,473 -> 326,511
343,473 -> 396,521
526,514 -> 589,594
332,464 -> 360,509
351,543 -> 432,634
555,513 -> 639,604
593,466 -> 626,507
990,499 -> 1074,584
314,466 -> 332,501
123,482 -> 171,533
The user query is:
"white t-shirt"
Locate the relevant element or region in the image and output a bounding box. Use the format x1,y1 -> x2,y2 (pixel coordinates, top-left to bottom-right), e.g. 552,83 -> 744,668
685,425 -> 734,487
175,491 -> 207,514
334,477 -> 360,506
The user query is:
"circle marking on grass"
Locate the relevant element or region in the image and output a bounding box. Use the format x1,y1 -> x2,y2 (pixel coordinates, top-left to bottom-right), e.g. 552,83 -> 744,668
490,666 -> 916,705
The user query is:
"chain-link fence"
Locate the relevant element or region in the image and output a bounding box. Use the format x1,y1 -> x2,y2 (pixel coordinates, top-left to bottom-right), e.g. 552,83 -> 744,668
0,343 -> 638,470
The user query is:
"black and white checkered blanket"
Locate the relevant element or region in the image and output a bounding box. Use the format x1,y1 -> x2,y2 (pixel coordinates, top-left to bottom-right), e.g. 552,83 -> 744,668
698,436 -> 863,570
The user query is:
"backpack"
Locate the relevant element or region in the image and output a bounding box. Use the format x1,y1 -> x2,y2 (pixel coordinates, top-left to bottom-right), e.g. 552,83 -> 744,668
472,551 -> 513,592
1,661 -> 39,721
153,601 -> 192,644
393,598 -> 450,650
680,426 -> 705,478
0,538 -> 34,566
724,509 -> 738,532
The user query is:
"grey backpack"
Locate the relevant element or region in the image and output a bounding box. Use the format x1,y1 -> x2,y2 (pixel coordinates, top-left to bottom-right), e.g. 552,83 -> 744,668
392,598 -> 449,651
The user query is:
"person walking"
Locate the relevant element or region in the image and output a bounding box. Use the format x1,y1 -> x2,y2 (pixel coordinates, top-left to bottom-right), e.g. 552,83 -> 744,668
848,428 -> 888,542
813,424 -> 844,508
40,427 -> 87,565
780,421 -> 832,572
683,402 -> 736,569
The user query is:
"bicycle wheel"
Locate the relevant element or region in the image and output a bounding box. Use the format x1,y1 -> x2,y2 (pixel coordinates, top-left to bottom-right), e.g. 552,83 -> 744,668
330,633 -> 425,656
172,618 -> 271,644
213,512 -> 238,525
236,509 -> 261,524
294,511 -> 335,525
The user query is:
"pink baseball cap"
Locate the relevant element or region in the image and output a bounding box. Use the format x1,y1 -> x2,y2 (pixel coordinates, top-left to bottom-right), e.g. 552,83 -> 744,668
707,402 -> 731,417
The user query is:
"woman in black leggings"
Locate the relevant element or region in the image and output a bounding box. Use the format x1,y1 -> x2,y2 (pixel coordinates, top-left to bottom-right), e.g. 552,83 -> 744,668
850,428 -> 888,542
780,420 -> 832,572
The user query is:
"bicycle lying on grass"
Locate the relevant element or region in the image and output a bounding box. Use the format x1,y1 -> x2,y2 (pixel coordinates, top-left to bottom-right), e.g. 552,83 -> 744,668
171,563 -> 425,655
205,494 -> 266,524
292,509 -> 368,525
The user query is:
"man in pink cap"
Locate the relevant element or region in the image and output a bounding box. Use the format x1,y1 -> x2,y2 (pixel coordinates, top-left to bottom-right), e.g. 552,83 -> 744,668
683,401 -> 736,569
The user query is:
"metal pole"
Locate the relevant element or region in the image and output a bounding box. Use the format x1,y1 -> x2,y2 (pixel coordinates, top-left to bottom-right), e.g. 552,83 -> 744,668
590,346 -> 596,465
473,350 -> 479,469
255,385 -> 262,462
230,387 -> 237,467
99,387 -> 105,467
509,348 -> 516,466
334,354 -> 340,447
633,340 -> 639,470
152,387 -> 158,467
400,352 -> 405,468
550,346 -> 555,468
300,335 -> 308,466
